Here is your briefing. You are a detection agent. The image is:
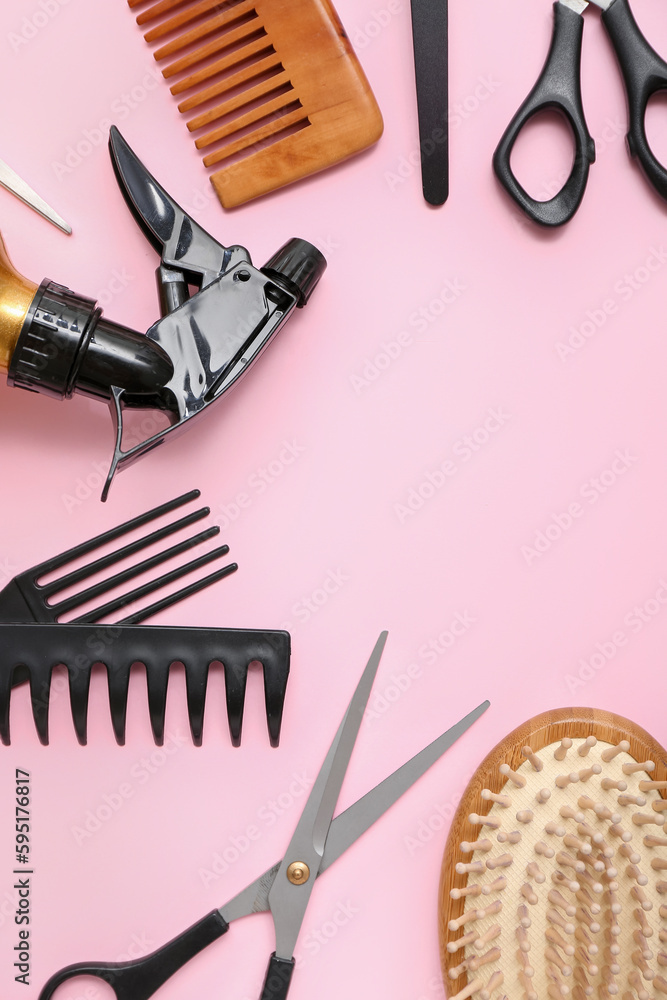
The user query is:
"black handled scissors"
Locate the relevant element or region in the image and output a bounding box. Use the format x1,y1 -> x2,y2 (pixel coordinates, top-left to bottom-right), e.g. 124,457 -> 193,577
37,632 -> 489,1000
494,0 -> 667,226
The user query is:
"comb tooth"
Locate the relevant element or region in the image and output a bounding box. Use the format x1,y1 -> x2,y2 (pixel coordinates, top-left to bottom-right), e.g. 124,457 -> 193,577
169,31 -> 269,89
116,560 -> 238,626
262,653 -> 288,749
481,877 -> 507,896
447,928 -> 479,954
521,883 -> 538,905
450,977 -> 484,1000
522,746 -> 543,771
497,829 -> 521,844
202,106 -> 308,167
623,761 -> 656,776
30,667 -> 51,745
75,545 -> 233,624
146,662 -> 170,746
106,663 -> 131,745
187,70 -> 292,132
177,51 -> 282,112
461,838 -> 493,853
32,489 -> 201,583
526,861 -> 547,885
481,789 -> 511,807
184,659 -> 209,747
536,841 -> 555,858
498,763 -> 526,788
469,813 -> 501,831
554,738 -> 573,761
223,658 -> 248,748
55,526 -> 220,617
518,968 -> 537,1000
479,970 -> 503,1000
578,737 -> 598,757
152,0 -> 256,57
601,740 -> 631,762
134,0 -> 194,23
450,882 -> 483,901
68,667 -> 92,746
145,0 -> 247,41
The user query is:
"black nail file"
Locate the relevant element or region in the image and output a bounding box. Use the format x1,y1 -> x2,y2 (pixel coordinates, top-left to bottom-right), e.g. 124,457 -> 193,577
410,0 -> 449,205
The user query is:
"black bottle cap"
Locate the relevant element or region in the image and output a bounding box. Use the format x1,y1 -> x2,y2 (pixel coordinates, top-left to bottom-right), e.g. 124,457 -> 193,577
262,238 -> 326,307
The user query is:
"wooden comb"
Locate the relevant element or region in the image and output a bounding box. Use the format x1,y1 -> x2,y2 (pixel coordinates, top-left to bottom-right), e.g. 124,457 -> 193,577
438,708 -> 667,1000
128,0 -> 384,207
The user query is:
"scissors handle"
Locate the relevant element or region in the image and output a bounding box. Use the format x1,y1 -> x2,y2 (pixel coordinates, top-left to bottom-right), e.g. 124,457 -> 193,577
493,1 -> 595,226
602,0 -> 667,200
260,954 -> 296,1000
37,910 -> 229,1000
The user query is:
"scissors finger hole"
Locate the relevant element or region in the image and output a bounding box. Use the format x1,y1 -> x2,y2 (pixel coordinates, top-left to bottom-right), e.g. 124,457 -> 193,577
643,91 -> 667,171
46,974 -> 117,1000
509,109 -> 577,201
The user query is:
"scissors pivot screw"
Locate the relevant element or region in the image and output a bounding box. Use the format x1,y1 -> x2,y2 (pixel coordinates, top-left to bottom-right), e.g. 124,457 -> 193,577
287,862 -> 310,885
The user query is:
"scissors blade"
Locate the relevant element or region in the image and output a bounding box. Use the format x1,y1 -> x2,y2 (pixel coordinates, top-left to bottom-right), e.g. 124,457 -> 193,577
219,699 -> 489,925
0,159 -> 71,234
265,631 -> 387,958
108,126 -> 249,285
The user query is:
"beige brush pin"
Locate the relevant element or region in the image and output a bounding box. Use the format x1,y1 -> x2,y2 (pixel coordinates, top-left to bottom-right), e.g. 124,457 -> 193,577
127,0 -> 384,207
439,709 -> 667,1000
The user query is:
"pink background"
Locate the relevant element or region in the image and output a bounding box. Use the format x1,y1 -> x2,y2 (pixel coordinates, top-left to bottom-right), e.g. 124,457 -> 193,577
2,0 -> 667,997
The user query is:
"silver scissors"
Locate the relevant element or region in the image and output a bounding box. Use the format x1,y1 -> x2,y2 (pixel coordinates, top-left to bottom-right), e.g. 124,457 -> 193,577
0,158 -> 71,234
37,631 -> 489,1000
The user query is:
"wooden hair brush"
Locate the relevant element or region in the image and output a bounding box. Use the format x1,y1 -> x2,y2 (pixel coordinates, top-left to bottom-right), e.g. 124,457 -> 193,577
438,708 -> 667,1000
127,0 -> 384,207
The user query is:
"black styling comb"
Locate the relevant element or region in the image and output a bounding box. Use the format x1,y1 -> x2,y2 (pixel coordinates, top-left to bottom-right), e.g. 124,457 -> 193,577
0,489 -> 236,625
0,623 -> 290,747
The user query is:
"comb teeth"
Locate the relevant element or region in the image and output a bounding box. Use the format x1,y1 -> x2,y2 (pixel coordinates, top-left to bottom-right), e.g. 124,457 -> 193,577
440,713 -> 667,1000
133,0 -> 308,170
128,0 -> 383,207
0,490 -> 237,626
0,624 -> 290,747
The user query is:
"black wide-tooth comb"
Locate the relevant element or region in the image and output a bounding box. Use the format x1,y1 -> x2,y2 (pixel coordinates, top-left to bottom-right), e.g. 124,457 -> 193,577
0,489 -> 236,625
0,623 -> 289,747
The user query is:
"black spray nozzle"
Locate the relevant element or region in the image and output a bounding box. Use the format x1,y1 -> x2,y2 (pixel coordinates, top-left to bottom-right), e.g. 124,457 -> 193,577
2,127 -> 327,500
262,238 -> 327,307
